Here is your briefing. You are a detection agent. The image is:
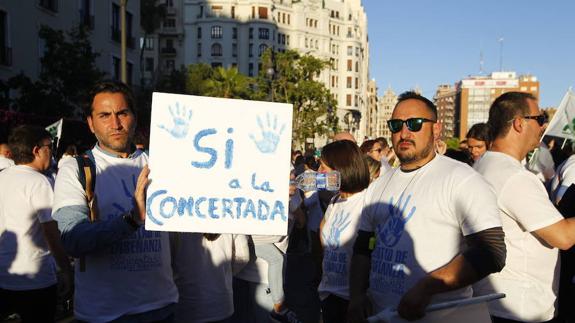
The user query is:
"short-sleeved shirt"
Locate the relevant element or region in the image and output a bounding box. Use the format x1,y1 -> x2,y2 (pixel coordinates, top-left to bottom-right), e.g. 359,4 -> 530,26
0,165 -> 56,290
474,151 -> 563,322
318,190 -> 365,300
359,154 -> 501,313
53,147 -> 177,322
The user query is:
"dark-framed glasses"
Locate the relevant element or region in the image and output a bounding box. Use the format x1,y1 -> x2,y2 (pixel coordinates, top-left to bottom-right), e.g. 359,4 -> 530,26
387,118 -> 436,133
522,114 -> 546,126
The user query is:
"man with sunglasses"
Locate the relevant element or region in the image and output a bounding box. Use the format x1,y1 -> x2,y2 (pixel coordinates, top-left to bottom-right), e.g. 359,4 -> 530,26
349,92 -> 505,322
473,92 -> 575,323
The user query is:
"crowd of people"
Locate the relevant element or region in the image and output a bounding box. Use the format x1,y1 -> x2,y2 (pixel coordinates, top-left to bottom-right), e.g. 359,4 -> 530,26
1,80 -> 575,323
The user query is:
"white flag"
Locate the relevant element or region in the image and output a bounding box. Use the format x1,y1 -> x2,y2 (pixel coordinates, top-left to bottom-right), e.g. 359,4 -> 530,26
544,89 -> 575,140
45,118 -> 63,148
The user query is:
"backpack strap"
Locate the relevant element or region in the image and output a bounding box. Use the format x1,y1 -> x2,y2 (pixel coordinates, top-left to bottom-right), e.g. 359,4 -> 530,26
75,151 -> 97,271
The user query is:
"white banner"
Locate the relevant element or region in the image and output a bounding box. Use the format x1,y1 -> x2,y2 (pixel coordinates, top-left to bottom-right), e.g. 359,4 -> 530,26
544,89 -> 575,140
145,93 -> 293,235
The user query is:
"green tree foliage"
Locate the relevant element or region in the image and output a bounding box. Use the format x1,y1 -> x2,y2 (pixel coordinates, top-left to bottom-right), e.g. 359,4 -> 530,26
7,26 -> 104,117
256,49 -> 338,146
446,137 -> 461,150
186,63 -> 212,95
204,66 -> 253,99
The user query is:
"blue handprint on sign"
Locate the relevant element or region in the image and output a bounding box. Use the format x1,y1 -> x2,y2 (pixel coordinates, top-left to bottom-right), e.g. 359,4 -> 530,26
249,113 -> 285,154
377,193 -> 416,248
158,102 -> 192,139
110,175 -> 136,219
322,210 -> 351,248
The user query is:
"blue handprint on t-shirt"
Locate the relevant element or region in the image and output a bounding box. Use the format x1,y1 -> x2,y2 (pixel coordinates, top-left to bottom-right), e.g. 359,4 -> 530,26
322,210 -> 351,249
158,102 -> 192,139
249,113 -> 285,154
377,193 -> 416,248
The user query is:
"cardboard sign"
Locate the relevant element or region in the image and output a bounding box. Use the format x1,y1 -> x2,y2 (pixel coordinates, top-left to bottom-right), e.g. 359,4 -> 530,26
145,93 -> 293,235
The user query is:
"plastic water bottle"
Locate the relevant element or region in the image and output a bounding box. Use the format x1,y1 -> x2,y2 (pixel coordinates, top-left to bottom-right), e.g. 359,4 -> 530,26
292,170 -> 341,191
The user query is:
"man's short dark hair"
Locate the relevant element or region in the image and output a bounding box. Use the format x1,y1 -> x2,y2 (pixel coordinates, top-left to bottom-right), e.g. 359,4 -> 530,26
8,125 -> 52,165
466,122 -> 490,144
85,80 -> 136,118
321,139 -> 370,193
487,92 -> 537,140
395,91 -> 438,120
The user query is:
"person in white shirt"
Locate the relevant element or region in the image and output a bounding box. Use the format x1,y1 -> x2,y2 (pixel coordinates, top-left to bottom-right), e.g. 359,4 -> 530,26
348,91 -> 505,323
0,125 -> 71,323
52,81 -> 177,322
473,91 -> 575,323
0,142 -> 15,171
317,140 -> 370,323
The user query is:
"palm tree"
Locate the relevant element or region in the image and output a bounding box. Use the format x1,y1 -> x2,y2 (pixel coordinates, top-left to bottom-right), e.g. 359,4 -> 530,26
204,67 -> 253,99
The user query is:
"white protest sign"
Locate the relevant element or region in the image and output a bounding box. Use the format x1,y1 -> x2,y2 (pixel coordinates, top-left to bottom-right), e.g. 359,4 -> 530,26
146,93 -> 293,235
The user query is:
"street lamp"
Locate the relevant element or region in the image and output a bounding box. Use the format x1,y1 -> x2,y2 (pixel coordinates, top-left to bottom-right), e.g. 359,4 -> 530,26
266,66 -> 275,102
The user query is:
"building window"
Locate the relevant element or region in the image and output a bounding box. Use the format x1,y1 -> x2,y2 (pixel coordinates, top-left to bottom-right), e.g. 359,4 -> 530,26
258,7 -> 268,19
355,61 -> 359,72
79,0 -> 94,29
258,28 -> 269,40
251,6 -> 255,19
112,56 -> 120,80
197,43 -> 201,57
163,18 -> 176,28
347,59 -> 352,71
211,62 -> 222,68
249,28 -> 253,39
355,77 -> 358,89
232,43 -> 237,57
211,25 -> 222,39
249,63 -> 254,77
0,10 -> 11,66
286,35 -> 290,45
249,43 -> 253,57
143,37 -> 154,50
231,6 -> 235,19
277,12 -> 281,22
197,27 -> 202,39
346,94 -> 352,106
166,59 -> 175,72
145,57 -> 154,72
211,43 -> 222,56
258,44 -> 267,57
346,77 -> 352,89
111,3 -> 120,41
232,27 -> 237,39
39,0 -> 58,12
198,6 -> 203,18
347,46 -> 353,56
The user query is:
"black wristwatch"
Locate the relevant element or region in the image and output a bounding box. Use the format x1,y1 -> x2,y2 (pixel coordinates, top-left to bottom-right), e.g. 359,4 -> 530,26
123,209 -> 143,230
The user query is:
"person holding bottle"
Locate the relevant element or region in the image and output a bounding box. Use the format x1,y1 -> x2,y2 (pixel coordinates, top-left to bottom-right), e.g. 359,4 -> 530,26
317,140 -> 370,323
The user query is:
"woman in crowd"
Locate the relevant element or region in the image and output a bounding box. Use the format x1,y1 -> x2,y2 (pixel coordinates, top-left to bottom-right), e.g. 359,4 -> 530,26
317,140 -> 370,323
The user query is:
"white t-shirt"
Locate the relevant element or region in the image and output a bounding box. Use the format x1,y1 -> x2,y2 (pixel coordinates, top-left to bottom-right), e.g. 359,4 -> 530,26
173,233 -> 236,323
0,165 -> 57,290
57,154 -> 74,170
0,156 -> 14,171
53,147 -> 177,322
550,154 -> 575,203
318,190 -> 365,300
473,151 -> 563,322
359,154 -> 501,313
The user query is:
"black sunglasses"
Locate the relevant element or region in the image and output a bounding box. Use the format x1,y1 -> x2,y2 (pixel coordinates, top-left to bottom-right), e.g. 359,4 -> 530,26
387,118 -> 436,133
523,115 -> 546,126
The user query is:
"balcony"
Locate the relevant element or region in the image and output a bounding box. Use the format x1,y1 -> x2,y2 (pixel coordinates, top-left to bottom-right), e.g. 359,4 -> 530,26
161,47 -> 177,55
0,47 -> 12,66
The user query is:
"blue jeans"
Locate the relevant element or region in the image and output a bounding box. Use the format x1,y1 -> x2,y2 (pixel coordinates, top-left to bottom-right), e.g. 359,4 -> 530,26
253,243 -> 285,304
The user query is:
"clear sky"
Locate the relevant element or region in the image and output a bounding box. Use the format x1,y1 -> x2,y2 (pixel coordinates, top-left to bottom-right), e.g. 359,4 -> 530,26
363,0 -> 575,108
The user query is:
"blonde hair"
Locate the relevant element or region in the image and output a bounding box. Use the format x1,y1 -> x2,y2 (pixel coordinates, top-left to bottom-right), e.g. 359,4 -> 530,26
364,156 -> 381,182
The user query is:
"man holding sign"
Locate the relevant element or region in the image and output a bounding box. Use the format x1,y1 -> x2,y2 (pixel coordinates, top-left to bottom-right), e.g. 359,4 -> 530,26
52,81 -> 177,322
348,92 -> 506,322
